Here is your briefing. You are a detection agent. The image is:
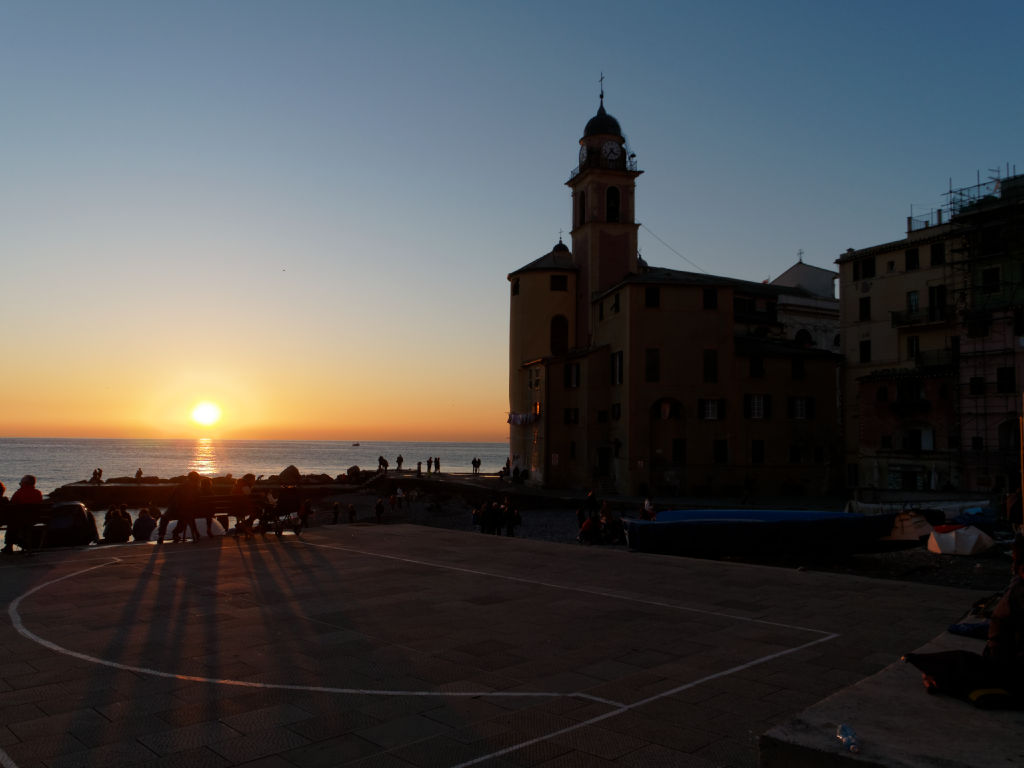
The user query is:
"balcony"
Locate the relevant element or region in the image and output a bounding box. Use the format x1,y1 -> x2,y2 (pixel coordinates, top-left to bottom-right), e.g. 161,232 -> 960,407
890,306 -> 954,328
568,153 -> 639,180
889,398 -> 932,418
915,349 -> 956,369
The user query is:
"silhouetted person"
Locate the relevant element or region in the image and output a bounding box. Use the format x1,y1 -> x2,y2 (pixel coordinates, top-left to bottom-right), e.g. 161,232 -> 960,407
158,471 -> 202,543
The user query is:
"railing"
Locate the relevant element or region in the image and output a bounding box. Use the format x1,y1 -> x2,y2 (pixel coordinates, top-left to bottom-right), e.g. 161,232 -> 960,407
890,306 -> 954,327
569,153 -> 639,180
915,349 -> 955,368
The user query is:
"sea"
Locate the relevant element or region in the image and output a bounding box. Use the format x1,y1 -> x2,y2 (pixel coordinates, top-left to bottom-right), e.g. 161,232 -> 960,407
0,438 -> 510,496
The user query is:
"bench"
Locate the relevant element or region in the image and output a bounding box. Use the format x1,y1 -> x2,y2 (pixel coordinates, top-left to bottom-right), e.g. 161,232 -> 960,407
189,493 -> 305,538
192,494 -> 265,532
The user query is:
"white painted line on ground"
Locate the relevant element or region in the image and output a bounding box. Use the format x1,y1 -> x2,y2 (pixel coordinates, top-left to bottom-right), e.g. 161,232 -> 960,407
7,560 -> 622,706
7,540 -> 841,768
306,540 -> 835,636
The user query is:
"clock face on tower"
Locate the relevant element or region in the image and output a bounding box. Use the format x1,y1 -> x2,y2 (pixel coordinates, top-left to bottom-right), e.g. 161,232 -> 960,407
579,145 -> 588,164
601,141 -> 622,160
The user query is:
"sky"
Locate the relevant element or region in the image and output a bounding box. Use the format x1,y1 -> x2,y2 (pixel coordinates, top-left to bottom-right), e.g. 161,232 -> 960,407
1,0 -> 1021,442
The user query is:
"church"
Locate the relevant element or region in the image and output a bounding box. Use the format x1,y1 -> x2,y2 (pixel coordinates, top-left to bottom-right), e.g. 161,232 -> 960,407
507,94 -> 843,498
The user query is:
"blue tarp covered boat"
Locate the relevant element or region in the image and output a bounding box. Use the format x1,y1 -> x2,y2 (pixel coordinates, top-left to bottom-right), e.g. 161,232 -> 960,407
623,508 -> 896,560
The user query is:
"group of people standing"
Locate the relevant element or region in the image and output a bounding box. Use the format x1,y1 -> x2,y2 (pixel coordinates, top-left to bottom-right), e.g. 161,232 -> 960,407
576,490 -> 626,545
472,496 -> 520,536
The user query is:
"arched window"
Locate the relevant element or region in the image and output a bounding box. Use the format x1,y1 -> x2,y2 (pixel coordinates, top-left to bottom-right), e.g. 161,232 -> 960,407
606,186 -> 620,222
577,191 -> 586,227
795,329 -> 813,346
550,315 -> 569,355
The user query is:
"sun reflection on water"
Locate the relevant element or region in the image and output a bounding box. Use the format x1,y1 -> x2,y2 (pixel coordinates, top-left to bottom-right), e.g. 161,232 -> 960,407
188,438 -> 219,477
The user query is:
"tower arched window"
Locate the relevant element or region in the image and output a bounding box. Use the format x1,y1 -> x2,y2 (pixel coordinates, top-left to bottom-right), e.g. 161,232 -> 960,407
577,191 -> 586,227
550,314 -> 569,356
606,186 -> 620,223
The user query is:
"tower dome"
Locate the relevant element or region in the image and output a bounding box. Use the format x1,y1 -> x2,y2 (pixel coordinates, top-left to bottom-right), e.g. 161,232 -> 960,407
583,98 -> 622,139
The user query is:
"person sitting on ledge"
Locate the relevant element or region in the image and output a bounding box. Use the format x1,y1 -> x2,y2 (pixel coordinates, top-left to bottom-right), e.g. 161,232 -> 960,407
904,533 -> 1024,707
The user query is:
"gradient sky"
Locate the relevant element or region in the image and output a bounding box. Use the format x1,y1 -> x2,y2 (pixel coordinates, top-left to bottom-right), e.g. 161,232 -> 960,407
2,1 -> 1021,441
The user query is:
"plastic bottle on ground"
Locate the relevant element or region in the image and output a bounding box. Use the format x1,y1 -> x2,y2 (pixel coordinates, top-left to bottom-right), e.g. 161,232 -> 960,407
836,723 -> 861,753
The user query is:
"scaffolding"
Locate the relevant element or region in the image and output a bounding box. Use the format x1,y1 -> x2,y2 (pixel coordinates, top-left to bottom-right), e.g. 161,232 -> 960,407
946,170 -> 1024,493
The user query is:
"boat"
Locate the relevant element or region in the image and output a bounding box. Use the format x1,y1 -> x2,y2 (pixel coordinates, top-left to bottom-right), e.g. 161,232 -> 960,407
623,508 -> 896,560
352,442 -> 360,446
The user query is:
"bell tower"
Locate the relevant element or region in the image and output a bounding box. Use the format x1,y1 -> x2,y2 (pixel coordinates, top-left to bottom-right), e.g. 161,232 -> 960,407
567,83 -> 642,342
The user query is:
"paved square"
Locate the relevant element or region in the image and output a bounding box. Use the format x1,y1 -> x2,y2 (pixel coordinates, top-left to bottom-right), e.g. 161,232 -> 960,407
0,523 -> 981,767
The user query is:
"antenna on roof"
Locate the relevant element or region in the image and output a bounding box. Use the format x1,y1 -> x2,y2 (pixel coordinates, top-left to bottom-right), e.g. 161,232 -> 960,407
599,72 -> 604,103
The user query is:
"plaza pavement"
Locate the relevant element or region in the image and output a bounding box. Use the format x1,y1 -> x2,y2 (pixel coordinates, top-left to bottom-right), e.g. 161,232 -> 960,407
0,522 -> 988,767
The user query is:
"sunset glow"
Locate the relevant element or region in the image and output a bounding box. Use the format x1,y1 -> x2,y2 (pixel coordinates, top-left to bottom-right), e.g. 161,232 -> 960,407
0,4 -> 1017,444
191,402 -> 222,427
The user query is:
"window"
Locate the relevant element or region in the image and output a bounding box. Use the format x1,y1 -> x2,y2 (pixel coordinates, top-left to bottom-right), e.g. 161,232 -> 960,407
528,369 -> 541,390
577,191 -> 586,226
791,357 -> 806,380
703,349 -> 718,383
563,408 -> 579,425
751,440 -> 765,465
857,257 -> 876,279
713,439 -> 728,464
788,396 -> 815,420
906,290 -> 919,313
672,439 -> 686,464
906,335 -> 920,360
859,339 -> 871,363
982,267 -> 1000,294
881,435 -> 892,448
563,363 -> 580,389
550,315 -> 568,355
905,248 -> 919,271
789,444 -> 802,463
550,275 -> 568,291
744,394 -> 771,420
645,348 -> 660,383
967,313 -> 990,338
928,285 -> 947,320
859,297 -> 871,322
906,429 -> 922,452
606,186 -> 620,223
611,293 -> 620,313
703,287 -> 718,310
795,329 -> 813,347
896,379 -> 921,403
511,278 -> 519,296
598,301 -> 604,320
931,242 -> 946,266
699,398 -> 726,420
645,286 -> 660,308
969,377 -> 985,396
611,403 -> 621,420
887,260 -> 895,273
609,350 -> 623,385
971,436 -> 984,451
876,386 -> 888,403
997,367 -> 1016,393
597,409 -> 609,423
749,356 -> 765,378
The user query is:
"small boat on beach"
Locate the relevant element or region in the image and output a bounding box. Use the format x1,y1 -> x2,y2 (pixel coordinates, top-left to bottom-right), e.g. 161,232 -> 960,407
623,508 -> 896,560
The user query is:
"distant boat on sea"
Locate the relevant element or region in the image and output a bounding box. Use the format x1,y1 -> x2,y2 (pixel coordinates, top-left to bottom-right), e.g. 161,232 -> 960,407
352,442 -> 360,446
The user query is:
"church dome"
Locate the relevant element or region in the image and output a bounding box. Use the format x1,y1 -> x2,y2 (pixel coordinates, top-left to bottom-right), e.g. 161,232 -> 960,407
583,100 -> 622,138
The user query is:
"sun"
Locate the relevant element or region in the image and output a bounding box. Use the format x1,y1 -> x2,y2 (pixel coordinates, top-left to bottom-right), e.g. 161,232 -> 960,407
191,401 -> 222,427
